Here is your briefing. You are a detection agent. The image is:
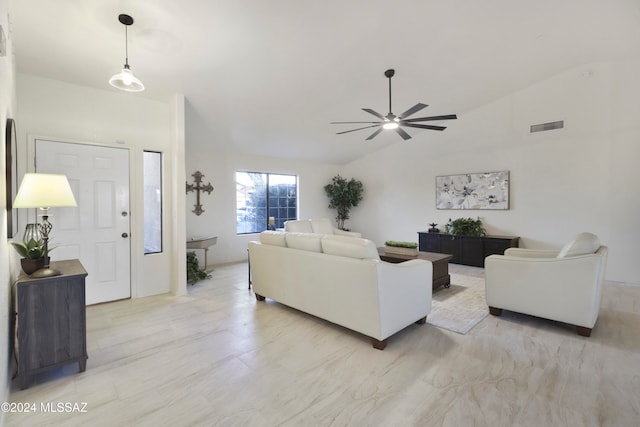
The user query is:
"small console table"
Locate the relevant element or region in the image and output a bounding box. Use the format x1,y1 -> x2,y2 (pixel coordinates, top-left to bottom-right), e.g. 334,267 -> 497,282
187,236 -> 218,272
13,259 -> 88,389
418,232 -> 519,267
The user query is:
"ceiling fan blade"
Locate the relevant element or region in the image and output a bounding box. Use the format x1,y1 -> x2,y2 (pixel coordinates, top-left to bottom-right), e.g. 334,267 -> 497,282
365,127 -> 384,140
402,123 -> 446,131
331,121 -> 382,124
399,103 -> 428,119
336,124 -> 381,135
395,127 -> 412,140
403,114 -> 457,123
362,108 -> 385,120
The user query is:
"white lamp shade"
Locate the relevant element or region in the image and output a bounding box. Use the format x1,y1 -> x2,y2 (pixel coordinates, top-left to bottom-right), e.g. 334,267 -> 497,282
13,173 -> 77,208
109,67 -> 144,92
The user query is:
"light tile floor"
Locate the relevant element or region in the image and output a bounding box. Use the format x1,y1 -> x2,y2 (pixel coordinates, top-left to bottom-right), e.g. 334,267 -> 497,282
6,263 -> 640,426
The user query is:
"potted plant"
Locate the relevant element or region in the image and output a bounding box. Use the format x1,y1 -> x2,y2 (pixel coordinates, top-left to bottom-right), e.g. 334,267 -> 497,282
384,240 -> 419,257
444,217 -> 486,238
186,251 -> 210,284
323,175 -> 364,230
11,238 -> 48,275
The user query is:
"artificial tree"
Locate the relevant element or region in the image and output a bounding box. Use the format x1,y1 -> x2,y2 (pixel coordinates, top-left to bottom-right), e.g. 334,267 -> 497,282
323,175 -> 364,230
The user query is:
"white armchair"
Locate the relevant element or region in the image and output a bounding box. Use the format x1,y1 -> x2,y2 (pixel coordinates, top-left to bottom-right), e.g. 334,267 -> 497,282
485,232 -> 608,337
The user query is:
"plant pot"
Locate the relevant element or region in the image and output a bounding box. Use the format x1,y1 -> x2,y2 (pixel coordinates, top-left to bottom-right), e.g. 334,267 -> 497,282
384,246 -> 418,257
21,258 -> 45,275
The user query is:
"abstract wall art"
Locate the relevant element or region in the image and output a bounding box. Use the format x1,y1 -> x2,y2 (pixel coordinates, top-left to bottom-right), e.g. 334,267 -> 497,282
436,171 -> 509,210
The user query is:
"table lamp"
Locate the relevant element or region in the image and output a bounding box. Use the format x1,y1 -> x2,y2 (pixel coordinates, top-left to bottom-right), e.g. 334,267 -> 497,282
13,173 -> 77,278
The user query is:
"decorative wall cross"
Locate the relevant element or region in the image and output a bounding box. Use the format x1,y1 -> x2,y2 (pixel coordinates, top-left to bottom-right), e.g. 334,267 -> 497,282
186,171 -> 214,216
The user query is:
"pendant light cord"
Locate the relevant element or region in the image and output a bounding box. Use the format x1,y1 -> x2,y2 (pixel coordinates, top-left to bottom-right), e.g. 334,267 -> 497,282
388,76 -> 392,115
124,25 -> 129,67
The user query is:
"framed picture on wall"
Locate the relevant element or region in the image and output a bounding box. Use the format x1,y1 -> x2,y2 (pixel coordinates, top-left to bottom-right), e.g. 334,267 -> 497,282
5,118 -> 18,238
436,171 -> 509,210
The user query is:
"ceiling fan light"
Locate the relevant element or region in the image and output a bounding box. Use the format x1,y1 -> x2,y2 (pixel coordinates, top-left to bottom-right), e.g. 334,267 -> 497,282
383,121 -> 399,130
109,66 -> 144,92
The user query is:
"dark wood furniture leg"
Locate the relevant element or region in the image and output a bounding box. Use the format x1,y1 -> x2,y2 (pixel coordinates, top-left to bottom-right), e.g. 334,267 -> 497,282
371,338 -> 387,350
255,293 -> 265,301
415,316 -> 427,324
576,326 -> 592,337
247,249 -> 252,289
488,306 -> 503,316
431,260 -> 451,289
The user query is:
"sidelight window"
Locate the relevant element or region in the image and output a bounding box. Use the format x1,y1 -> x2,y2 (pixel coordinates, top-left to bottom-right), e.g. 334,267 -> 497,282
143,151 -> 163,254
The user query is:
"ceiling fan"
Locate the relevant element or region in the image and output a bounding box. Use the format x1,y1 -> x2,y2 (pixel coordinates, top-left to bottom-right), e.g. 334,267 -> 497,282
331,69 -> 457,141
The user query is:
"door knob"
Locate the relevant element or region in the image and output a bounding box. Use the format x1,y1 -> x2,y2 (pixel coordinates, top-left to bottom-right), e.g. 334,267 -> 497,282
121,211 -> 128,217
122,233 -> 129,238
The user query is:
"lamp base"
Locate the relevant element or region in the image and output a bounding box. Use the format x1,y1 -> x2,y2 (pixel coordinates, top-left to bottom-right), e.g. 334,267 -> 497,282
30,268 -> 62,278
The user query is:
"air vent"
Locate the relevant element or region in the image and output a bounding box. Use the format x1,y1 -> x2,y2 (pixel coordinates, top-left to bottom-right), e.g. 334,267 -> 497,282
530,120 -> 564,133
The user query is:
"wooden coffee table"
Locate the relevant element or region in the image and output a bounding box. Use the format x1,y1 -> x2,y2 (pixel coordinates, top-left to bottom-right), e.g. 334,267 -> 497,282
377,247 -> 452,290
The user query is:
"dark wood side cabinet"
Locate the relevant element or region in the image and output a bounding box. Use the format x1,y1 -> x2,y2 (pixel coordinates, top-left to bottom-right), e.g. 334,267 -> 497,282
12,259 -> 88,389
418,232 -> 519,267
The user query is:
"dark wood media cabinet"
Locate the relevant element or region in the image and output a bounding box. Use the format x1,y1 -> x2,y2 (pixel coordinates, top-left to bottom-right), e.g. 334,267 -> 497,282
12,259 -> 88,389
418,232 -> 519,267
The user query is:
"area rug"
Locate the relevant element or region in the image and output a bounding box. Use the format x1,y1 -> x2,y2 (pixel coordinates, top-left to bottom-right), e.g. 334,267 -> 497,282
427,273 -> 489,334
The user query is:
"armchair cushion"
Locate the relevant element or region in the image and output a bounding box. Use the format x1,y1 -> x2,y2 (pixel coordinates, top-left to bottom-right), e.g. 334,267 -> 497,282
310,218 -> 335,235
284,218 -> 362,238
334,229 -> 363,238
557,232 -> 600,258
284,220 -> 313,233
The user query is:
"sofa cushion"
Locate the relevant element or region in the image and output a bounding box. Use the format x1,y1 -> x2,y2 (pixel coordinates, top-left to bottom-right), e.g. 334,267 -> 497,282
284,220 -> 313,233
311,218 -> 334,235
557,232 -> 600,258
260,230 -> 287,247
321,235 -> 380,260
285,232 -> 323,252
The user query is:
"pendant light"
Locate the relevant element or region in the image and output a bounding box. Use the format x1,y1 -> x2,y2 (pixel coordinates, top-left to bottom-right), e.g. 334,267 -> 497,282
109,14 -> 144,92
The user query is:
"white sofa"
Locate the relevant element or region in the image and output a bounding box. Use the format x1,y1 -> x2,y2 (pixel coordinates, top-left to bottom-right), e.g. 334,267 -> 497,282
284,218 -> 362,238
485,232 -> 608,336
248,231 -> 432,349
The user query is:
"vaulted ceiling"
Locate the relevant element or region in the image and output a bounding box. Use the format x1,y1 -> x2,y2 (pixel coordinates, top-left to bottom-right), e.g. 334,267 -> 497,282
8,0 -> 640,164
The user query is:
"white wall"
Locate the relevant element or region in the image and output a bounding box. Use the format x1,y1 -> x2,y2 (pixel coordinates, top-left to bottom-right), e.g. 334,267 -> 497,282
0,4 -> 18,419
16,74 -> 186,298
184,141 -> 340,266
341,61 -> 640,284
185,60 -> 640,284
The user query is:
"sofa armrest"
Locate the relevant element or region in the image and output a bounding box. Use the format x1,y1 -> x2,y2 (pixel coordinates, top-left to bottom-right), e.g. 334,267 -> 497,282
334,229 -> 362,238
376,259 -> 432,338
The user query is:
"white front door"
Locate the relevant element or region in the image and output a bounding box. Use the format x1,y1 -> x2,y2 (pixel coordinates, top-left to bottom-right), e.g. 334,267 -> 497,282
35,140 -> 131,304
